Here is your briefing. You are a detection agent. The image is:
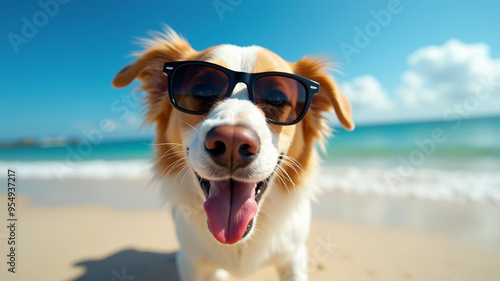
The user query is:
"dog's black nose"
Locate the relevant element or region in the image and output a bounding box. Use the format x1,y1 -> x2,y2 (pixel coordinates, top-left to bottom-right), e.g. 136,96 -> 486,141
204,125 -> 260,170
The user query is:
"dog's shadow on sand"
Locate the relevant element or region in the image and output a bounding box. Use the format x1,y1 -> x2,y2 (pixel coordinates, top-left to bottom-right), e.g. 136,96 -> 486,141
72,249 -> 181,281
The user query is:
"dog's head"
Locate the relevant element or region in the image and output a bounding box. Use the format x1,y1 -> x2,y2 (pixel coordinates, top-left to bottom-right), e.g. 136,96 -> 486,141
113,28 -> 353,245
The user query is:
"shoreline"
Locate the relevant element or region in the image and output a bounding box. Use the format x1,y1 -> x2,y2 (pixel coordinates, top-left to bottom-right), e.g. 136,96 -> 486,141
1,195 -> 499,281
0,168 -> 498,252
1,175 -> 499,251
1,162 -> 499,280
1,161 -> 499,205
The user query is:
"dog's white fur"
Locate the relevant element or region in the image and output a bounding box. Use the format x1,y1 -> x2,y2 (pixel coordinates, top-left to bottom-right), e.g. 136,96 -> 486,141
113,28 -> 353,281
166,45 -> 313,280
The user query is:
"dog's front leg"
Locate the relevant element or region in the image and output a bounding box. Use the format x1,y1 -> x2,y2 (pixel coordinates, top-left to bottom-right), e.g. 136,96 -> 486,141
176,250 -> 198,281
277,244 -> 309,281
176,251 -> 229,281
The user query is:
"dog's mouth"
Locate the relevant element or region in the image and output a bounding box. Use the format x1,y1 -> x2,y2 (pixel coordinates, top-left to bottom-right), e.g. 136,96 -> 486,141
196,174 -> 272,245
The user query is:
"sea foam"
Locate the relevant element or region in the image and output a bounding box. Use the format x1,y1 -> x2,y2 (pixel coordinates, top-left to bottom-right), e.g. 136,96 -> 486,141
0,160 -> 152,181
1,161 -> 499,205
318,167 -> 500,204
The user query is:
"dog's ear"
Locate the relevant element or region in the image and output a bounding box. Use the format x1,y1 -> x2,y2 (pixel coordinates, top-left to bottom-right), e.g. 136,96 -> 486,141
112,50 -> 170,91
292,57 -> 354,144
112,28 -> 196,123
293,57 -> 354,130
112,30 -> 196,90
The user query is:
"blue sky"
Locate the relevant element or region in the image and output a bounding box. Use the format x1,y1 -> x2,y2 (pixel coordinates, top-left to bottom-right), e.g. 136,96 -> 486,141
1,0 -> 499,142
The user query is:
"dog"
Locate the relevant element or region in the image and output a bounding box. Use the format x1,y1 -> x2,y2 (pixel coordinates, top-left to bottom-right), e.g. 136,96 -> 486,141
113,27 -> 354,281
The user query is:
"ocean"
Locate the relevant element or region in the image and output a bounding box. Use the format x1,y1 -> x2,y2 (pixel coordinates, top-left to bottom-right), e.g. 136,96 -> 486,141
1,116 -> 499,203
2,116 -> 499,164
327,115 -> 500,171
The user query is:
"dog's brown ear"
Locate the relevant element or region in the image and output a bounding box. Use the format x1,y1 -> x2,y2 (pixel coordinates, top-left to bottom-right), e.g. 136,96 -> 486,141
291,57 -> 354,151
112,50 -> 170,90
112,28 -> 197,123
293,57 -> 354,130
112,29 -> 196,91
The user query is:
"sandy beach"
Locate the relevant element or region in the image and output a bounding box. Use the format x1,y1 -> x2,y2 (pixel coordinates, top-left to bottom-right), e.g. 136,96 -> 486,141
1,176 -> 500,281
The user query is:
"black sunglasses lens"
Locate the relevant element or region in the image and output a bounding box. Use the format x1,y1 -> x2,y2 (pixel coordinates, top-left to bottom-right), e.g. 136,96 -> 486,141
254,76 -> 307,124
172,64 -> 230,113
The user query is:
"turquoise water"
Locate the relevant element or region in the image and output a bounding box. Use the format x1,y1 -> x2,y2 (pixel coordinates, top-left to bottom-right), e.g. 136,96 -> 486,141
326,116 -> 500,170
0,139 -> 154,161
1,116 -> 499,170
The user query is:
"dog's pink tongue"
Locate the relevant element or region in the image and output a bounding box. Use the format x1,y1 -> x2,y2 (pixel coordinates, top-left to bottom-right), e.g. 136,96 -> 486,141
203,180 -> 258,244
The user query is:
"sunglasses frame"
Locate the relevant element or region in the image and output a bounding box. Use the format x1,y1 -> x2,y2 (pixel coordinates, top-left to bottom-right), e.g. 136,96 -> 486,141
162,61 -> 320,125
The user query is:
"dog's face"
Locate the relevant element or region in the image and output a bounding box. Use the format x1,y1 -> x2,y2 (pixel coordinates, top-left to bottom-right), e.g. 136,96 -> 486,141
113,30 -> 353,245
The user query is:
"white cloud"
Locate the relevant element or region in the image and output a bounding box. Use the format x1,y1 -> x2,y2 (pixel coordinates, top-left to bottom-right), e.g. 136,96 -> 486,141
340,39 -> 500,124
339,75 -> 394,110
397,39 -> 500,106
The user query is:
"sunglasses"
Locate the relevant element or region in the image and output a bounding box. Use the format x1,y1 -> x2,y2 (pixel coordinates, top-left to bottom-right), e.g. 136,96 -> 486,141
163,61 -> 319,125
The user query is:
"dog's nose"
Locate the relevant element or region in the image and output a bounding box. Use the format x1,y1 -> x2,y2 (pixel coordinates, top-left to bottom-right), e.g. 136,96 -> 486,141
205,125 -> 260,170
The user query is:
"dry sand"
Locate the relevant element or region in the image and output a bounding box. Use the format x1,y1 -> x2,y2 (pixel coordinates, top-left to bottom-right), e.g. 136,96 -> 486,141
1,195 -> 500,281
